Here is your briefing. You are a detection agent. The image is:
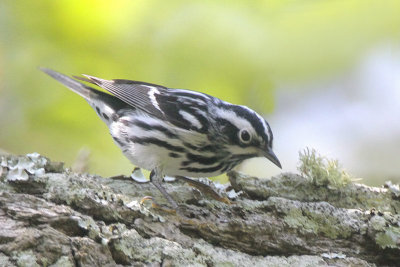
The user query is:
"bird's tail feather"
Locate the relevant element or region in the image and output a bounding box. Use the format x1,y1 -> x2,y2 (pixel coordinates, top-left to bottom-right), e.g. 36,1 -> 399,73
40,67 -> 95,100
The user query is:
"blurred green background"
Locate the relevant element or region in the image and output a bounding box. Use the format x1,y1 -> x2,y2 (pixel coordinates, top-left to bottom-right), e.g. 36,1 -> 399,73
1,1 -> 399,184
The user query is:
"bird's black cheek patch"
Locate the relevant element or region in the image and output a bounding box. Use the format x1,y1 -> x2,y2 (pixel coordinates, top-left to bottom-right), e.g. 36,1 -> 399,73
215,118 -> 240,145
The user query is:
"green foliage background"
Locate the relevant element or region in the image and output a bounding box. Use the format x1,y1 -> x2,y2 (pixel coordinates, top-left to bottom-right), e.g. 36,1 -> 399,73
1,0 -> 399,177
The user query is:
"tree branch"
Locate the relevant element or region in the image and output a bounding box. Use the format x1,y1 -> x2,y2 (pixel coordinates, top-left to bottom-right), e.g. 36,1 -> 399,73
0,153 -> 398,266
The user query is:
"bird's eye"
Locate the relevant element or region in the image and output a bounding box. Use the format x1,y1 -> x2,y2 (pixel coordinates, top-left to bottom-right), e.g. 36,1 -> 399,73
239,129 -> 251,144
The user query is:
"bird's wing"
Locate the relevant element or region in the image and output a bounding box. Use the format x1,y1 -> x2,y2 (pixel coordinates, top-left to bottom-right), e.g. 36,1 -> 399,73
82,75 -> 210,133
82,75 -> 167,119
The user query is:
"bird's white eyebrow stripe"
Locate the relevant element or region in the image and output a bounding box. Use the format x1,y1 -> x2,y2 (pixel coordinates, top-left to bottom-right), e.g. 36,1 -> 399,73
214,107 -> 253,130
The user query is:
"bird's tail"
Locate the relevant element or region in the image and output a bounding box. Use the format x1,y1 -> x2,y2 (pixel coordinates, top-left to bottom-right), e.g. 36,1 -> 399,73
40,68 -> 95,100
40,68 -> 128,125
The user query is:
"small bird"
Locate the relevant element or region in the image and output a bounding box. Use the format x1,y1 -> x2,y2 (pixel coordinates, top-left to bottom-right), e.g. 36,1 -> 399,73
41,68 -> 281,208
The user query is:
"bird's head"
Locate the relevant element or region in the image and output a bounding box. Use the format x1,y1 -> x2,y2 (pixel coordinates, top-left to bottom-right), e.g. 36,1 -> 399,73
213,104 -> 281,169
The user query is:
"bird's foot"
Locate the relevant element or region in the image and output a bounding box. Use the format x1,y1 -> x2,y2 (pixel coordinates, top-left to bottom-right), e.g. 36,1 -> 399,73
139,196 -> 177,214
176,176 -> 231,204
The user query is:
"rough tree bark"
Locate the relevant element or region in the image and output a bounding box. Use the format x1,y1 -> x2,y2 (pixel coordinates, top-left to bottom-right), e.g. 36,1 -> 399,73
0,153 -> 399,266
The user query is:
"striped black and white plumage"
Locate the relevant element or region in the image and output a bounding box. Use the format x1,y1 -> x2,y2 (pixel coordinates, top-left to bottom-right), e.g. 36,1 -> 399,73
41,68 -> 281,207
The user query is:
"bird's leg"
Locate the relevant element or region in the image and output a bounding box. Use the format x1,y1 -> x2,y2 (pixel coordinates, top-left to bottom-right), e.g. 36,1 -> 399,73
109,167 -> 178,211
176,176 -> 231,204
149,168 -> 179,209
116,167 -> 177,211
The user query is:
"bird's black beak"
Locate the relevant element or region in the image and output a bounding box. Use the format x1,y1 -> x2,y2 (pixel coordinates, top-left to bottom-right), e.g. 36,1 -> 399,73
263,149 -> 282,169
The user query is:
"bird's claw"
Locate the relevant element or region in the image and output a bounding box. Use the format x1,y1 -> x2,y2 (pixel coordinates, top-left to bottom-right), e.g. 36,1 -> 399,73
139,196 -> 177,214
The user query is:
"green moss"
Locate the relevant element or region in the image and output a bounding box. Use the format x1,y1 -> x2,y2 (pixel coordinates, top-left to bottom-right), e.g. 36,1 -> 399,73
284,209 -> 312,230
298,148 -> 353,189
283,208 -> 340,238
283,203 -> 354,240
375,226 -> 400,249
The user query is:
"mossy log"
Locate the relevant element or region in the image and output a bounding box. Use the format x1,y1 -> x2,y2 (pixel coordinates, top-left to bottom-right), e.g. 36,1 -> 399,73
0,153 -> 399,266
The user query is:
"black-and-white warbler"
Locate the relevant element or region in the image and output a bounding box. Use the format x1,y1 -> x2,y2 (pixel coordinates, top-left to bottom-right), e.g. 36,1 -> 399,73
41,68 -> 281,208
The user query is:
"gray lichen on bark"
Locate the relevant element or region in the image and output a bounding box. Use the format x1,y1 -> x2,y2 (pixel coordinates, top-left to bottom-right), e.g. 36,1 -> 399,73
0,152 -> 399,266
